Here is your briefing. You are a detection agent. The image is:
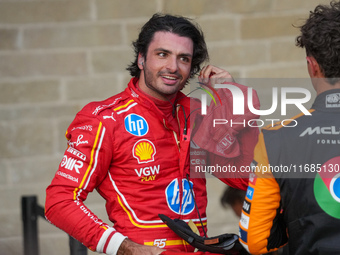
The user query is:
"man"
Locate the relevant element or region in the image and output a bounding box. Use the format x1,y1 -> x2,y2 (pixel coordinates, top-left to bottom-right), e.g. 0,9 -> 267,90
45,13 -> 258,255
239,1 -> 340,254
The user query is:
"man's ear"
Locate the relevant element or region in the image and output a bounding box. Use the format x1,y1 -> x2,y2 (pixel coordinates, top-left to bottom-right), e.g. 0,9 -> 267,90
306,56 -> 323,78
138,54 -> 144,69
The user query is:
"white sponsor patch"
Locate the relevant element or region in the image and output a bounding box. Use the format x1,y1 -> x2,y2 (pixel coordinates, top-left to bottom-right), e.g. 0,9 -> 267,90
240,212 -> 250,229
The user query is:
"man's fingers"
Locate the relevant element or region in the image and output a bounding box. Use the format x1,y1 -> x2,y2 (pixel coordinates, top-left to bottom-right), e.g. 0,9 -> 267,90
199,65 -> 234,85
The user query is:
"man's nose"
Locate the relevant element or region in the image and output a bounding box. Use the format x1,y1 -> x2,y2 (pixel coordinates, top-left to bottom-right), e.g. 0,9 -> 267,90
166,57 -> 179,73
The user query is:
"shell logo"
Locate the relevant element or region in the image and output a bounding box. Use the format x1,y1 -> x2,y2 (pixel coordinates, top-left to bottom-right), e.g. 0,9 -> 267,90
132,139 -> 156,164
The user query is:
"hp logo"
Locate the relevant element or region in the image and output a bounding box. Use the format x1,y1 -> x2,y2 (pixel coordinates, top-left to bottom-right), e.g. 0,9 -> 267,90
165,179 -> 195,215
124,114 -> 149,136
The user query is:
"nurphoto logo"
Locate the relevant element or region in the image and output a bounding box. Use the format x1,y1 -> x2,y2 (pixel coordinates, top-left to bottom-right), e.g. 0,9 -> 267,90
195,79 -> 314,128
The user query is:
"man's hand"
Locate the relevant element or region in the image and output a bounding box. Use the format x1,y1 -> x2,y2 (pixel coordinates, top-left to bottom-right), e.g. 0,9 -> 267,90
117,238 -> 165,255
193,64 -> 260,160
198,65 -> 234,86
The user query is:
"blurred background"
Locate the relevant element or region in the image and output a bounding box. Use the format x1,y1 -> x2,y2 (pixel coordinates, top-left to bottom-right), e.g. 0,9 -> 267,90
0,0 -> 330,254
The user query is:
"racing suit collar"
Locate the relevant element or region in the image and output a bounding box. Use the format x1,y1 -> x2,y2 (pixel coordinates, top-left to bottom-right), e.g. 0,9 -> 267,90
312,88 -> 340,113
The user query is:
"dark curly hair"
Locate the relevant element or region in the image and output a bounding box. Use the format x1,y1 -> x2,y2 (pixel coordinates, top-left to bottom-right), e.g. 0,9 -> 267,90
296,0 -> 340,84
126,13 -> 209,79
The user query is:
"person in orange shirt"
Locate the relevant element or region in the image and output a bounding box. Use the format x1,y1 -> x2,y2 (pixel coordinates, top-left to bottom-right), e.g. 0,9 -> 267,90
239,1 -> 340,254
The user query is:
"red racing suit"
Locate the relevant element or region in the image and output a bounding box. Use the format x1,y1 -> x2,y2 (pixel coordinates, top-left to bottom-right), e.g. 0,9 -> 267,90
45,78 -> 259,254
239,89 -> 340,255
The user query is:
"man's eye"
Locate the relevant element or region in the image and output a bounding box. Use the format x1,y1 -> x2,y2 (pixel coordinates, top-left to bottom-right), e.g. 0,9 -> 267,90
158,52 -> 166,57
181,57 -> 190,62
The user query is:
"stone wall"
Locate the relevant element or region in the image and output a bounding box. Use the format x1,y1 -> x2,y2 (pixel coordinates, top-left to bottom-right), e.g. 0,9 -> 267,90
0,0 -> 330,254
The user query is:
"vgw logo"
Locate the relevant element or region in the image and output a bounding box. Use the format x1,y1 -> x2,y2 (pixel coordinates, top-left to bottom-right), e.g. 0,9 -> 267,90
124,114 -> 149,136
165,179 -> 195,215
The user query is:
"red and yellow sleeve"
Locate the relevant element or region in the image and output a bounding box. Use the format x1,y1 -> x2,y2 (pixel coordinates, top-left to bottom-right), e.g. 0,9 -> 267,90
45,113 -> 126,254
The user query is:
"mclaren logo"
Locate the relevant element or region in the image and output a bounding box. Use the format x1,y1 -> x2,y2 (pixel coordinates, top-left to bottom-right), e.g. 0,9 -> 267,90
300,126 -> 340,137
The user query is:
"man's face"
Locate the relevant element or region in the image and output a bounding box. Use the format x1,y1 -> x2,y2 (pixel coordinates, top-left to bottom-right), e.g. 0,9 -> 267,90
138,31 -> 193,101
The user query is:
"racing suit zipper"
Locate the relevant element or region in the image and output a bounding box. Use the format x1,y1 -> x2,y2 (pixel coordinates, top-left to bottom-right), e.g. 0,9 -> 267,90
175,105 -> 182,151
176,104 -> 191,225
162,103 -> 193,250
162,118 -> 180,150
176,105 -> 196,250
176,105 -> 183,221
163,105 -> 190,228
162,111 -> 186,228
